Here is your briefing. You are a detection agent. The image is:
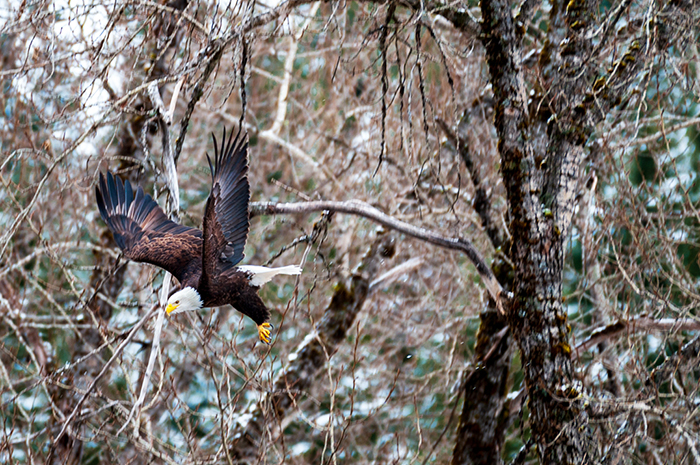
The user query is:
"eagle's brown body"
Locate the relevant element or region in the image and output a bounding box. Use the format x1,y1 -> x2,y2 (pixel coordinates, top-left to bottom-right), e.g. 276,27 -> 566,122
95,129 -> 296,336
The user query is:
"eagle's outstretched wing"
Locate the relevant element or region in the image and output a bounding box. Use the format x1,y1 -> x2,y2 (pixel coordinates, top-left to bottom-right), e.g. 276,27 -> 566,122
96,172 -> 203,284
202,128 -> 251,278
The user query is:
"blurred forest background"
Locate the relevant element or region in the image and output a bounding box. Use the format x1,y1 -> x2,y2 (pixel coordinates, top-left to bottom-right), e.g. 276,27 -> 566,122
1,0 -> 699,463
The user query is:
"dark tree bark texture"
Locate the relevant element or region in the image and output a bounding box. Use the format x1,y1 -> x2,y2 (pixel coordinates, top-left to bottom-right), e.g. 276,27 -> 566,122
479,0 -> 699,462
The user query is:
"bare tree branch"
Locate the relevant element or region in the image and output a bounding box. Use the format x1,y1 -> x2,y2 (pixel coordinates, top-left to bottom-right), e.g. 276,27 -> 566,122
437,116 -> 507,250
575,317 -> 700,360
250,200 -> 505,308
121,86 -> 180,437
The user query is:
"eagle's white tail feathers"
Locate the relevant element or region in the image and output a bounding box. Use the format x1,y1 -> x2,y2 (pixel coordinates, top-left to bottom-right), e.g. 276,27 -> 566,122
238,265 -> 302,287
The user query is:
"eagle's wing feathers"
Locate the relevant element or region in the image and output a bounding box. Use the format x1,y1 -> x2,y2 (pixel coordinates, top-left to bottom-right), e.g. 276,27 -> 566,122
96,172 -> 203,284
202,128 -> 250,278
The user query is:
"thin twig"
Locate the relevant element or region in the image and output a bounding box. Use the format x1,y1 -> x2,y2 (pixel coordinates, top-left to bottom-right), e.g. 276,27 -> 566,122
54,304 -> 158,442
268,2 -> 320,136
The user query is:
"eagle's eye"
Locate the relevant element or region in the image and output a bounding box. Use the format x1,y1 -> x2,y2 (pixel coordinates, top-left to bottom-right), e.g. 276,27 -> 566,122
174,300 -> 180,305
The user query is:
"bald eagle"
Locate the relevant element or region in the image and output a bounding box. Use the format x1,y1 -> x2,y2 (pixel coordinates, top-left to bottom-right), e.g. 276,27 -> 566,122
95,129 -> 301,343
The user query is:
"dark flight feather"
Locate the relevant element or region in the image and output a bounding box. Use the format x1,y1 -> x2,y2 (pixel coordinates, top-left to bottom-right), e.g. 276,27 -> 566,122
203,127 -> 250,277
95,172 -> 203,285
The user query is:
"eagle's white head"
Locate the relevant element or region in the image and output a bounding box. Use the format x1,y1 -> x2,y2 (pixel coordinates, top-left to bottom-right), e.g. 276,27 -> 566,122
165,287 -> 203,315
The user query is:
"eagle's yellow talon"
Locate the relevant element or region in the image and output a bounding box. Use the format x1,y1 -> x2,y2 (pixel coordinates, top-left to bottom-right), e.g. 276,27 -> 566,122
258,322 -> 273,344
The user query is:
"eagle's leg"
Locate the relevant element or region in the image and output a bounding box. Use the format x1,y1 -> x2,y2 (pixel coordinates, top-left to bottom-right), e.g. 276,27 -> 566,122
257,322 -> 273,344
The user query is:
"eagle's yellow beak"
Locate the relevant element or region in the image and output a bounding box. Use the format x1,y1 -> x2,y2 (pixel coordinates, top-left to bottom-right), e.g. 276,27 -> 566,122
165,303 -> 178,315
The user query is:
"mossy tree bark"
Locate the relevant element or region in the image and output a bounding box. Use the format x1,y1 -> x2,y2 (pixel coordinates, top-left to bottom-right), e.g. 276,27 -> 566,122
479,0 -> 698,461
